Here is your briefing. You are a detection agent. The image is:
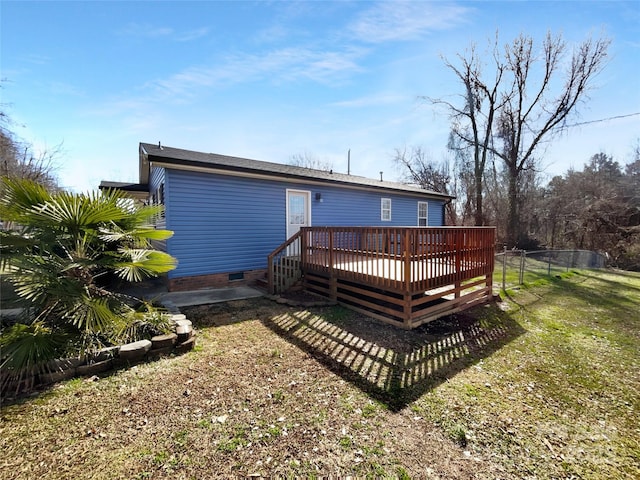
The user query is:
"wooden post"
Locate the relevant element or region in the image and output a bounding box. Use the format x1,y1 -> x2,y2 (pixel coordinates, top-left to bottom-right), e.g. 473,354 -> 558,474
454,229 -> 461,299
328,228 -> 337,301
404,292 -> 412,329
267,253 -> 274,295
300,228 -> 307,280
328,227 -> 334,272
403,229 -> 412,327
403,228 -> 411,294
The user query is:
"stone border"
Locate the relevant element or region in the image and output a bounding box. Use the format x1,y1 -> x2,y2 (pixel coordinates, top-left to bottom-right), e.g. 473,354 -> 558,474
3,301 -> 196,395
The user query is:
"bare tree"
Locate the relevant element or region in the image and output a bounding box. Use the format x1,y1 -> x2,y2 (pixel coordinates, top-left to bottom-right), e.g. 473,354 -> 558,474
0,126 -> 60,191
288,152 -> 333,172
393,146 -> 460,225
428,36 -> 506,226
494,32 -> 610,246
1,100 -> 60,192
432,31 -> 609,246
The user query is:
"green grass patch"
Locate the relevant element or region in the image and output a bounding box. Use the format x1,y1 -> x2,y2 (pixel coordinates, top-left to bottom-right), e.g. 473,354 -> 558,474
415,269 -> 640,479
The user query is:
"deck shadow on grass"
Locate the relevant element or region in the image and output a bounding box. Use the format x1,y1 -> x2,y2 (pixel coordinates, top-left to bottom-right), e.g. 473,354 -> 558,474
262,303 -> 525,411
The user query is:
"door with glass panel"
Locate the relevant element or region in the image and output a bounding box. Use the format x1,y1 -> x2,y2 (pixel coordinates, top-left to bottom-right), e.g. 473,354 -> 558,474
286,190 -> 310,256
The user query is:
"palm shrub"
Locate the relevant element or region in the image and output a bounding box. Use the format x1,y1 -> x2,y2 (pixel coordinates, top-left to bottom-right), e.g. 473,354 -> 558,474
0,178 -> 177,390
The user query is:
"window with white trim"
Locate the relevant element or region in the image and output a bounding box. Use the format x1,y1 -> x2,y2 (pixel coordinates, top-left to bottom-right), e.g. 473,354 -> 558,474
381,198 -> 391,221
418,201 -> 428,226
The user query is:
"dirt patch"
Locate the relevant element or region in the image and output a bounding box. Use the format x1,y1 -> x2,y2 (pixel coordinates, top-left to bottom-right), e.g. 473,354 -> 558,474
184,298 -> 279,327
1,299 -> 500,479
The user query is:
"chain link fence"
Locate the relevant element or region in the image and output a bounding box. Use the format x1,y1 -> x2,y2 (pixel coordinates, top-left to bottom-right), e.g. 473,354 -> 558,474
494,249 -> 607,291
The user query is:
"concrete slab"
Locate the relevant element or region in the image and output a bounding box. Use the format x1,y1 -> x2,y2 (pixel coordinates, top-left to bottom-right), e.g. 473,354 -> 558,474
159,286 -> 264,308
1,281 -> 265,317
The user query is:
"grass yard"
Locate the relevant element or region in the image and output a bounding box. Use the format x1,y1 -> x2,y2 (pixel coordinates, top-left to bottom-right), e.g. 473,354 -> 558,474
1,269 -> 639,479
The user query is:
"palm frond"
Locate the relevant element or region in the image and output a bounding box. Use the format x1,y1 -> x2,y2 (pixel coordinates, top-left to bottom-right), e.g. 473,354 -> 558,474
114,248 -> 178,282
116,203 -> 165,227
29,192 -> 126,230
0,178 -> 52,224
117,303 -> 172,343
8,256 -> 70,307
131,227 -> 173,241
0,231 -> 37,271
63,295 -> 126,334
99,226 -> 173,244
0,321 -> 68,373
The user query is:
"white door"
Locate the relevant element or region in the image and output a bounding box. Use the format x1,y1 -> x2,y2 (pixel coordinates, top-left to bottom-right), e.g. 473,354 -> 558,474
286,189 -> 311,240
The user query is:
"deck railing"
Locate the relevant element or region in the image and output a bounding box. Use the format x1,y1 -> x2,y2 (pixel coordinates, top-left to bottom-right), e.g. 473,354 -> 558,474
300,226 -> 496,294
267,230 -> 303,294
267,226 -> 496,328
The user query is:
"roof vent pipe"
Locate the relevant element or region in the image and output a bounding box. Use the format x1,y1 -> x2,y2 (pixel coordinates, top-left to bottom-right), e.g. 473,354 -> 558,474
348,149 -> 351,175
380,171 -> 383,181
158,141 -> 163,150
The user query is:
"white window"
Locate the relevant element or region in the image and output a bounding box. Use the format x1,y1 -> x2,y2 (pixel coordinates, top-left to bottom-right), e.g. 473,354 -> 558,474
381,198 -> 391,221
418,201 -> 428,226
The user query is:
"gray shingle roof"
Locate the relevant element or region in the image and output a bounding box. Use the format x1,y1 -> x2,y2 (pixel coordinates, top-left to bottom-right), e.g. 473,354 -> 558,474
98,181 -> 148,191
140,142 -> 451,199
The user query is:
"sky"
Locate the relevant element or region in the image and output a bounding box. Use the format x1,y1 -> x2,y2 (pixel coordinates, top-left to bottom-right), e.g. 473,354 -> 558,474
2,0 -> 639,193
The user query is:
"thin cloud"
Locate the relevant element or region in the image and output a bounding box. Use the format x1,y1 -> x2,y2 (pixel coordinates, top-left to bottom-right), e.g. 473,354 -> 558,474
625,39 -> 640,49
252,24 -> 291,45
23,54 -> 52,65
331,94 -> 408,108
118,23 -> 208,41
49,81 -> 85,97
349,0 -> 470,43
119,23 -> 174,38
148,46 -> 367,99
175,27 -> 210,42
83,96 -> 151,118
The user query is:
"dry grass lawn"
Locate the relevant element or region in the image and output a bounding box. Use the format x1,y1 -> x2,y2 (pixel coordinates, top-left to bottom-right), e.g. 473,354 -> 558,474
1,269 -> 639,479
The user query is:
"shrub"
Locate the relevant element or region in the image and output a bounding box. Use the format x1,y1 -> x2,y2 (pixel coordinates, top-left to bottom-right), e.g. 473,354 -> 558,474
0,178 -> 177,390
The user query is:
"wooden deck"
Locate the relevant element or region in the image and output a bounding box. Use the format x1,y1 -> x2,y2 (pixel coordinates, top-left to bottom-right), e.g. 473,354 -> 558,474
268,226 -> 496,329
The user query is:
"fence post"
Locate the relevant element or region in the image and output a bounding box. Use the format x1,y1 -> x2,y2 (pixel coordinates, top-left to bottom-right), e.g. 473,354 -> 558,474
519,250 -> 525,285
547,251 -> 552,276
502,245 -> 507,291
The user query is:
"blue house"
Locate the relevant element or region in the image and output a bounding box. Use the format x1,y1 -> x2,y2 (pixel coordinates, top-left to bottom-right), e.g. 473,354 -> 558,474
101,142 -> 453,292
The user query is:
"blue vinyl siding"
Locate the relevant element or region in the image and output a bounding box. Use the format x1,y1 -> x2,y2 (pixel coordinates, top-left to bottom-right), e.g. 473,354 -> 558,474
164,169 -> 445,279
149,166 -> 165,198
165,170 -> 285,279
148,166 -> 167,251
310,185 -> 443,226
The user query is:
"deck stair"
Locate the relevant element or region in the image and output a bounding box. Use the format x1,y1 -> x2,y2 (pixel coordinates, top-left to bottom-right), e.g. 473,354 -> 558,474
273,256 -> 302,292
267,231 -> 304,295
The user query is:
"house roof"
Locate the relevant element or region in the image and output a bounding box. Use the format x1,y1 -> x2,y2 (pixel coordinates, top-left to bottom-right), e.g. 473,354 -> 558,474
139,142 -> 453,199
99,181 -> 149,191
98,181 -> 149,200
